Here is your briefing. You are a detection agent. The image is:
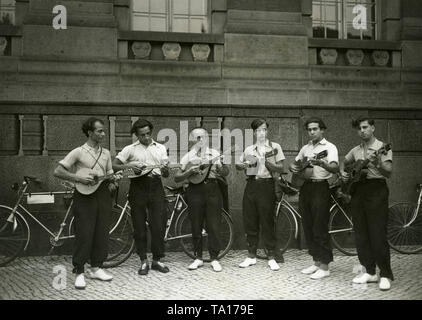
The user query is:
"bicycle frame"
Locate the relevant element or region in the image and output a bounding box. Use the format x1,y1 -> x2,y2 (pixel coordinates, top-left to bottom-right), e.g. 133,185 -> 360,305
406,187 -> 422,227
277,192 -> 353,240
8,181 -> 75,246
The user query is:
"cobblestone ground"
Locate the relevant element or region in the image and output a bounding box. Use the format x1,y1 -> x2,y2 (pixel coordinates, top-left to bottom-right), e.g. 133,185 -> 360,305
0,250 -> 421,300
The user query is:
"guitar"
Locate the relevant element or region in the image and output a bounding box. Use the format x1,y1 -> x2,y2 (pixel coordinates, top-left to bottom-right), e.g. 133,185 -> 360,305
342,143 -> 392,196
126,162 -> 182,178
185,147 -> 238,185
75,168 -> 132,195
290,150 -> 328,188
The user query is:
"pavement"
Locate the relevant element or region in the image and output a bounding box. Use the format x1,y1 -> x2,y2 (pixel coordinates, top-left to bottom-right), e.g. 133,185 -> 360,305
0,250 -> 421,300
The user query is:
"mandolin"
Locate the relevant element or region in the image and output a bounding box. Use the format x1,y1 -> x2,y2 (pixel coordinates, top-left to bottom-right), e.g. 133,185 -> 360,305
75,168 -> 132,195
243,149 -> 279,176
126,162 -> 182,178
290,150 -> 328,188
342,143 -> 392,196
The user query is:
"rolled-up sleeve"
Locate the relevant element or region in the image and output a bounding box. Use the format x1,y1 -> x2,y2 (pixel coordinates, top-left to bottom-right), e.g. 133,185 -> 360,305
59,148 -> 80,170
116,145 -> 131,164
327,144 -> 339,164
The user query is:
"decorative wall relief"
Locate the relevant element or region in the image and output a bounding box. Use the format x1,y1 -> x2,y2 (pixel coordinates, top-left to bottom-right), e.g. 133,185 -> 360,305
131,41 -> 151,59
162,42 -> 181,61
372,50 -> 390,67
0,37 -> 7,56
346,49 -> 364,66
191,44 -> 210,62
319,48 -> 338,65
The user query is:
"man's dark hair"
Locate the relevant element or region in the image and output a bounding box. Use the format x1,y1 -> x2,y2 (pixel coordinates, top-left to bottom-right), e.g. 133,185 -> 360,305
304,117 -> 327,130
131,119 -> 153,135
251,118 -> 269,131
352,116 -> 375,129
82,117 -> 104,137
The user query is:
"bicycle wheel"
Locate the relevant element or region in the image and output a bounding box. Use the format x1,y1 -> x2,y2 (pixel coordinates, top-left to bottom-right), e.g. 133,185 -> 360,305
388,202 -> 422,254
69,206 -> 135,268
329,204 -> 357,256
0,206 -> 29,267
256,203 -> 296,260
175,208 -> 234,262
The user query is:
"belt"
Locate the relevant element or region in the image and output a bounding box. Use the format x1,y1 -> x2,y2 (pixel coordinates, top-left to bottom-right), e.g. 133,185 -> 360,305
246,177 -> 272,181
306,179 -> 328,183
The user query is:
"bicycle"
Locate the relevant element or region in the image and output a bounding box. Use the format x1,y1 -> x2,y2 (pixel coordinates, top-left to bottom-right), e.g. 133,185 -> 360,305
387,183 -> 422,254
0,176 -> 75,267
99,184 -> 235,268
257,178 -> 357,259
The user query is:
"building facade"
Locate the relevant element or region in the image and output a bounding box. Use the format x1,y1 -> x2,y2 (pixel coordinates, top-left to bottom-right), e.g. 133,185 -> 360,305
1,0 -> 422,253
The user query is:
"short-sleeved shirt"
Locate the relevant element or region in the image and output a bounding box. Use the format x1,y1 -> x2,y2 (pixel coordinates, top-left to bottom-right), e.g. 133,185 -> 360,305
240,140 -> 285,178
295,138 -> 338,180
115,140 -> 168,176
345,138 -> 392,180
180,147 -> 222,180
59,143 -> 113,177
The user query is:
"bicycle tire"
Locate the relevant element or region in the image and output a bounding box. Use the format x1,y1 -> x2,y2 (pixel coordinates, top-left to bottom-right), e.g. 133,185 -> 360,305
69,206 -> 136,268
0,206 -> 29,267
175,208 -> 234,263
329,204 -> 357,256
256,203 -> 296,260
388,202 -> 422,254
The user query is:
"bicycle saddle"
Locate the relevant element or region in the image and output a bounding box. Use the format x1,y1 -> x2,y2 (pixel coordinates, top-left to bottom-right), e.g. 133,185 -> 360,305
165,185 -> 184,194
24,175 -> 42,184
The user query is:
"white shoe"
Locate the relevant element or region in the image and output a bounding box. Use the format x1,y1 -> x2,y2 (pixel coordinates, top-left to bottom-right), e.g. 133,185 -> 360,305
87,268 -> 113,281
74,274 -> 86,289
301,265 -> 319,275
352,273 -> 378,284
268,259 -> 280,271
310,269 -> 330,280
188,259 -> 204,270
379,277 -> 391,291
239,257 -> 257,268
211,260 -> 222,272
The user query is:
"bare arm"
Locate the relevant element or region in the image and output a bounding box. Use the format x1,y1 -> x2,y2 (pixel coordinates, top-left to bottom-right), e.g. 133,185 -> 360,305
174,166 -> 200,183
54,164 -> 94,185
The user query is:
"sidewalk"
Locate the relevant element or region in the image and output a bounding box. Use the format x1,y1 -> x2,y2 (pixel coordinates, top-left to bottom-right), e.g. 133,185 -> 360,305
1,250 -> 421,300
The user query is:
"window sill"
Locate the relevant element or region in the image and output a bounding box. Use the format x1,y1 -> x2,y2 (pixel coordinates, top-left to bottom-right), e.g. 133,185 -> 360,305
309,38 -> 401,51
118,30 -> 224,45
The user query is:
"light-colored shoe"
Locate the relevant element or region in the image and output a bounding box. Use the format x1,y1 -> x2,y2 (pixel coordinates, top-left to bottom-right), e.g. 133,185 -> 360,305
352,273 -> 378,284
87,268 -> 113,281
301,265 -> 319,275
268,259 -> 280,271
239,257 -> 257,268
310,269 -> 330,280
188,259 -> 204,270
74,274 -> 86,290
211,260 -> 223,272
379,277 -> 391,291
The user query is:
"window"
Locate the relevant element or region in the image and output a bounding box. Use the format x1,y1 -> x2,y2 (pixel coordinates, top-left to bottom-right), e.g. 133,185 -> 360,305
312,0 -> 379,40
131,0 -> 209,33
0,0 -> 15,25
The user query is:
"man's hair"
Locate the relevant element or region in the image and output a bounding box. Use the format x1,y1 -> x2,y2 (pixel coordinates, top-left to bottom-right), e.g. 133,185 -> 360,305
81,117 -> 104,137
352,116 -> 375,129
131,119 -> 153,135
304,117 -> 327,130
251,118 -> 269,131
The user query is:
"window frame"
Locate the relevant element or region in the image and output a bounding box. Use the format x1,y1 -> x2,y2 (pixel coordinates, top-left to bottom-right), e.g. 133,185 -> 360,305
130,0 -> 211,34
312,0 -> 381,40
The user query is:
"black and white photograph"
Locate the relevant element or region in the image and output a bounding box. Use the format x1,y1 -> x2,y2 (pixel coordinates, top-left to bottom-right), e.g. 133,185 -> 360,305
0,0 -> 421,306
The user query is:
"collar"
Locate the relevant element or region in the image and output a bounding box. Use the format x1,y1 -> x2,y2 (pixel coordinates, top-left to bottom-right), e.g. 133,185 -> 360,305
253,140 -> 271,150
134,140 -> 157,148
308,138 -> 327,146
360,138 -> 380,150
82,143 -> 101,153
190,147 -> 213,156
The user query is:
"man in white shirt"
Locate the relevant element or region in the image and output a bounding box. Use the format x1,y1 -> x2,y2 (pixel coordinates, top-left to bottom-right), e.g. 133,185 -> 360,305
174,127 -> 229,272
343,116 -> 394,291
54,117 -> 120,289
290,117 -> 339,280
236,119 -> 286,271
113,119 -> 170,276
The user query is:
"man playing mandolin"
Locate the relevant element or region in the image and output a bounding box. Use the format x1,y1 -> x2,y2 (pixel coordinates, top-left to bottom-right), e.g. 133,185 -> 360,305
112,119 -> 170,276
174,127 -> 229,272
236,118 -> 285,271
290,117 -> 339,280
54,117 -> 121,289
342,116 -> 394,291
